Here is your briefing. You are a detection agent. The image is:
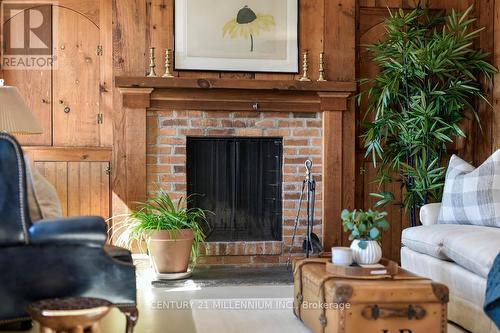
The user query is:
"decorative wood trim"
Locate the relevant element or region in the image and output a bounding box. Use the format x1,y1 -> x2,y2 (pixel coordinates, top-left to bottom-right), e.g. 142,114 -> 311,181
322,110 -> 344,248
124,107 -> 147,207
115,77 -> 357,92
118,88 -> 154,109
318,92 -> 351,111
22,147 -> 112,162
150,89 -> 322,112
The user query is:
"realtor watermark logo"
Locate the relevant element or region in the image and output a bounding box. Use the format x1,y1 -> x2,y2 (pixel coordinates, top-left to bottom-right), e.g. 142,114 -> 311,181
1,1 -> 56,70
150,298 -> 352,311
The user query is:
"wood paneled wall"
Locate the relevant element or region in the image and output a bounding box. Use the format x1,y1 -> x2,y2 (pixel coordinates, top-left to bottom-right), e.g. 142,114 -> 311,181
1,0 -> 114,219
111,0 -> 500,260
111,0 -> 357,247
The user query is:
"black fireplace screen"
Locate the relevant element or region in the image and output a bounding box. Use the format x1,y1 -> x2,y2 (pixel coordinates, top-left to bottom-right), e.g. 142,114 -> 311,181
187,137 -> 283,242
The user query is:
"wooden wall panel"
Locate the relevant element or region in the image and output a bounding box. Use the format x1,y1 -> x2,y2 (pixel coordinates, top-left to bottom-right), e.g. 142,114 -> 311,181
324,0 -> 357,249
112,0 -> 149,216
495,0 -> 500,153
2,4 -> 52,146
67,161 -> 111,218
3,69 -> 52,146
53,7 -> 101,147
25,147 -> 112,219
34,161 -> 111,218
34,162 -> 69,216
473,0 -> 495,164
147,0 -> 174,77
100,0 -> 114,147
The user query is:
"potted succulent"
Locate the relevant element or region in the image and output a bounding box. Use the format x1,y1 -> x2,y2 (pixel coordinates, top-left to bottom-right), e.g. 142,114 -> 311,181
112,189 -> 210,274
341,209 -> 389,265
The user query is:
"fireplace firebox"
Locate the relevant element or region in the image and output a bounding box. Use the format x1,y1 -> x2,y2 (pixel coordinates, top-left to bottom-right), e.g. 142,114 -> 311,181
187,137 -> 283,242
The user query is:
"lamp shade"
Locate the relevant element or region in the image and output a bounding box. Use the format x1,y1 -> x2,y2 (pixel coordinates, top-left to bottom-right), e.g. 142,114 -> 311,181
0,80 -> 43,134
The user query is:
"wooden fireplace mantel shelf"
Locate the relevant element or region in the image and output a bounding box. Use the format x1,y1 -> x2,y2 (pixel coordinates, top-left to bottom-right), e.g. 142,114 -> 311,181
115,76 -> 357,93
116,77 -> 355,113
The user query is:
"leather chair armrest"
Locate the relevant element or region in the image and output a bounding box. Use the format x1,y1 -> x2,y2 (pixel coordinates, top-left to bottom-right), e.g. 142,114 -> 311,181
28,216 -> 107,247
419,203 -> 442,226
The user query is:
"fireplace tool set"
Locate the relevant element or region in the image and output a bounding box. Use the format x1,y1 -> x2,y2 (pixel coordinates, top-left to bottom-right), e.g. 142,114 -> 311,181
287,160 -> 322,268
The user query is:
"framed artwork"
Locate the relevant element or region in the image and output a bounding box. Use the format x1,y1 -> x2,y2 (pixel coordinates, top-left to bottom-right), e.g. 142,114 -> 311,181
174,0 -> 299,73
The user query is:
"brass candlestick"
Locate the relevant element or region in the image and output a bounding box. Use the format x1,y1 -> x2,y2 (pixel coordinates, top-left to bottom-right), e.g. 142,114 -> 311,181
317,52 -> 327,82
162,48 -> 174,78
147,47 -> 157,77
299,51 -> 311,82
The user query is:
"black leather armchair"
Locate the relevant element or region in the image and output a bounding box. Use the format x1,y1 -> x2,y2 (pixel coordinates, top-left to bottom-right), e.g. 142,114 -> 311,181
0,133 -> 138,331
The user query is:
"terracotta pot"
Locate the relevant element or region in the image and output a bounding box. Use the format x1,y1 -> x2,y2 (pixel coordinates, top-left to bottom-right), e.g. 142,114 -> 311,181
147,229 -> 194,273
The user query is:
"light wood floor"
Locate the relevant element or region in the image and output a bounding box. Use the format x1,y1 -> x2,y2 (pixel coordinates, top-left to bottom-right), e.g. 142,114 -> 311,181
9,260 -> 469,333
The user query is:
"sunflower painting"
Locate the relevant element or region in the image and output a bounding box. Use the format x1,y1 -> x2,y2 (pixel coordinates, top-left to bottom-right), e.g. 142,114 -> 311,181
222,6 -> 276,53
174,0 -> 298,73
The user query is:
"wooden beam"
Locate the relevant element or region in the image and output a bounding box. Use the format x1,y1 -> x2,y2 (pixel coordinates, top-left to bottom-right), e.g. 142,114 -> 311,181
151,89 -> 321,112
22,147 -> 111,162
322,109 -> 345,250
115,76 -> 357,92
124,106 -> 147,207
115,88 -> 153,212
320,93 -> 351,249
324,0 -> 357,249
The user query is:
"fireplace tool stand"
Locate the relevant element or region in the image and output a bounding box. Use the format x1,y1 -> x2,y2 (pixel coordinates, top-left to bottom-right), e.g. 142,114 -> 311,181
287,160 -> 320,268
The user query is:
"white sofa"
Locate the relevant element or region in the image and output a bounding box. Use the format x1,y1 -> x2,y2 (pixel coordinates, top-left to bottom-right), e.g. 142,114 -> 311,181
401,203 -> 500,333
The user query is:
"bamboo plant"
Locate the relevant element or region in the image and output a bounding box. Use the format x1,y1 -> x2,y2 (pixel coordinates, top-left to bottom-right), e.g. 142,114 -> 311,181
360,5 -> 497,226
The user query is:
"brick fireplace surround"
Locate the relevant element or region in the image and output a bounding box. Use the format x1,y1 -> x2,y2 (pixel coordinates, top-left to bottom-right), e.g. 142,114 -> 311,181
147,109 -> 323,264
116,77 -> 355,265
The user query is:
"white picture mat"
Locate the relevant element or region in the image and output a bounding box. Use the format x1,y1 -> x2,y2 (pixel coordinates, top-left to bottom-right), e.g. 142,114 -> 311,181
174,0 -> 298,72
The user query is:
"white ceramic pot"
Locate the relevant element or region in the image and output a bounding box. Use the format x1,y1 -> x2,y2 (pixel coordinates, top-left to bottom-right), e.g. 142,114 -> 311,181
350,240 -> 382,265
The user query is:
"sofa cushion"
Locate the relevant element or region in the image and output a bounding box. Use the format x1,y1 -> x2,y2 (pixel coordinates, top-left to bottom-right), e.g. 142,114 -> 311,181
442,227 -> 500,278
402,224 -> 466,260
25,158 -> 63,222
438,151 -> 500,227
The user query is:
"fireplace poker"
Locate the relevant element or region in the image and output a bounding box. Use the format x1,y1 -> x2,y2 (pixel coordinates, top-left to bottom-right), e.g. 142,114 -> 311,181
286,159 -> 318,269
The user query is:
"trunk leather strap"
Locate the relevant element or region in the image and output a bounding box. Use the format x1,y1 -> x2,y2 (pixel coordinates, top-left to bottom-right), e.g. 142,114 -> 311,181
293,258 -> 330,321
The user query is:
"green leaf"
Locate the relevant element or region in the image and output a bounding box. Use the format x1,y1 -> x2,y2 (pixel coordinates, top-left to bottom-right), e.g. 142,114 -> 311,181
341,209 -> 350,220
369,227 -> 380,240
358,240 -> 368,250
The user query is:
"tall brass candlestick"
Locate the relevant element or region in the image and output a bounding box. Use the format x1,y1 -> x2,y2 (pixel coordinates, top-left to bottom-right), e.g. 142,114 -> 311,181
147,47 -> 157,77
299,51 -> 311,82
162,48 -> 174,78
317,52 -> 326,82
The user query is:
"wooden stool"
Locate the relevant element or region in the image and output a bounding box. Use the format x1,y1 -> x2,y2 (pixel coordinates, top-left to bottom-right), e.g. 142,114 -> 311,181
27,297 -> 111,333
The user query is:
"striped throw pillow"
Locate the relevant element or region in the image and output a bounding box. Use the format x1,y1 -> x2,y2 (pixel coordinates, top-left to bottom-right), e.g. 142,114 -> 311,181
438,151 -> 500,227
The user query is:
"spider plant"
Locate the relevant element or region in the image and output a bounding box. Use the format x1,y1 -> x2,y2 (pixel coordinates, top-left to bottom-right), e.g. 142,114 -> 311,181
359,5 -> 497,226
111,189 -> 211,265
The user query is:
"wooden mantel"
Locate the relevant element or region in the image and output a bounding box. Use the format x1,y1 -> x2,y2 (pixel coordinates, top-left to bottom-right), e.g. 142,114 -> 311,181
115,76 -> 357,92
115,77 -> 357,250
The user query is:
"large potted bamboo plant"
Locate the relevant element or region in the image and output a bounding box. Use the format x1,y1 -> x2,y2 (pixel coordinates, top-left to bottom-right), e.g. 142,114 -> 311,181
360,5 -> 496,226
112,189 -> 210,274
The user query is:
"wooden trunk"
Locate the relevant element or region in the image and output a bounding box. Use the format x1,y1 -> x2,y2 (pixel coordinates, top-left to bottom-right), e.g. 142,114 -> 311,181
293,258 -> 449,333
